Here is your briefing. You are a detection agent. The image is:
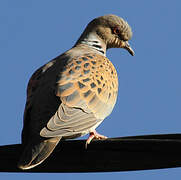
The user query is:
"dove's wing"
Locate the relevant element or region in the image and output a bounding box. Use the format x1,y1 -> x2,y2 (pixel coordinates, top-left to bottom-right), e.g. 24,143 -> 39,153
40,53 -> 118,138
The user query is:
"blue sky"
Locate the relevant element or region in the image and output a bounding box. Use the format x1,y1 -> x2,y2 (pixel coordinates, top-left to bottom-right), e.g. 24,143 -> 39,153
0,0 -> 181,179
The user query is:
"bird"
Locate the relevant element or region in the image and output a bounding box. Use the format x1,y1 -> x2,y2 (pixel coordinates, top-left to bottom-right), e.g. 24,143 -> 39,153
18,14 -> 134,170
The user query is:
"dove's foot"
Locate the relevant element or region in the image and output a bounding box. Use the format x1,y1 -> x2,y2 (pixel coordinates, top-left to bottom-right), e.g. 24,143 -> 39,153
85,130 -> 107,148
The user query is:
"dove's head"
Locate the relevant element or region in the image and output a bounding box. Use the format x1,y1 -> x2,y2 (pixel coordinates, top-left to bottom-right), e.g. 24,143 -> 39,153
77,14 -> 134,56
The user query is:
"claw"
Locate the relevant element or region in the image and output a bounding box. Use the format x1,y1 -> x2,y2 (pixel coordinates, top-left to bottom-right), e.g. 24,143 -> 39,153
85,130 -> 107,148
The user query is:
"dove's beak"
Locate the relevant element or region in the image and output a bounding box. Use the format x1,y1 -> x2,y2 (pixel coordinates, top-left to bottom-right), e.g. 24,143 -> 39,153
123,41 -> 134,56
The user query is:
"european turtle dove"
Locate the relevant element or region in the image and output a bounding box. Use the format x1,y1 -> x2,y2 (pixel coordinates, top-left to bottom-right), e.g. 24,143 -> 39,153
18,14 -> 134,170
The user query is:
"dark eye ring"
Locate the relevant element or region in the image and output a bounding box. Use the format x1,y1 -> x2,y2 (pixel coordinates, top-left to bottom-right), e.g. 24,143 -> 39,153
113,27 -> 120,35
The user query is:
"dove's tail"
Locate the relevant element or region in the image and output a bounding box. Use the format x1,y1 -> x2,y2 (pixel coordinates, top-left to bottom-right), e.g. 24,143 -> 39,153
17,137 -> 61,170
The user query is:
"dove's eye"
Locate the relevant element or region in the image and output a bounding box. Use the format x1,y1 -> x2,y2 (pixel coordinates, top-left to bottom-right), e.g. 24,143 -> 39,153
113,27 -> 120,35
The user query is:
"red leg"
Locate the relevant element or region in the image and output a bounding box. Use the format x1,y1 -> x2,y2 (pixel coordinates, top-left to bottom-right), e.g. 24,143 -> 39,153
85,130 -> 107,148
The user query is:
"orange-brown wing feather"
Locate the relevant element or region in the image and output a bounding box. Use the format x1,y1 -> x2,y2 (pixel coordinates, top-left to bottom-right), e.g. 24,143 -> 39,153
40,53 -> 118,138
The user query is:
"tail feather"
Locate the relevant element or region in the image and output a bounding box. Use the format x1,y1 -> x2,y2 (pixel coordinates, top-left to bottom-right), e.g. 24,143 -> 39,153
18,137 -> 61,170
